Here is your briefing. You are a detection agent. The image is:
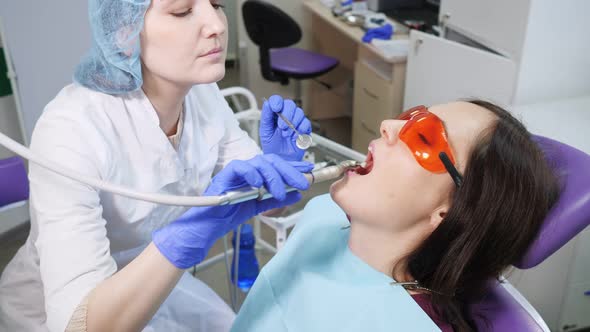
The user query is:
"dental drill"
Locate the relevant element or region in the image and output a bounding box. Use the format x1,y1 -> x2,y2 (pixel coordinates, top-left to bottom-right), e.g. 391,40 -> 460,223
218,160 -> 365,205
0,128 -> 365,207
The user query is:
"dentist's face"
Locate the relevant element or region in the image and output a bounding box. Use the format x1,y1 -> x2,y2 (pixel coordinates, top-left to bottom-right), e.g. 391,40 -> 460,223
140,0 -> 228,85
331,102 -> 496,234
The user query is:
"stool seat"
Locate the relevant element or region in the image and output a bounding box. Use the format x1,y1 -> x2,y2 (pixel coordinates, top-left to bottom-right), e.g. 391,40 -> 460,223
270,47 -> 339,79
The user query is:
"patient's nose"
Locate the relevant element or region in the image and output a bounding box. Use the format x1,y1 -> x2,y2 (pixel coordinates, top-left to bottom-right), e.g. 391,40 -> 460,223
380,119 -> 405,144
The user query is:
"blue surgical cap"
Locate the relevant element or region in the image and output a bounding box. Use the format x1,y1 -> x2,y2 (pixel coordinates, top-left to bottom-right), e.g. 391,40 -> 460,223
74,0 -> 151,95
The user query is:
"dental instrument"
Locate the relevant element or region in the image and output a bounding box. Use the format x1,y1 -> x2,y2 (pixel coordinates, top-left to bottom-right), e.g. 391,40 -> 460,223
0,129 -> 364,207
277,111 -> 313,150
263,97 -> 313,150
220,159 -> 366,205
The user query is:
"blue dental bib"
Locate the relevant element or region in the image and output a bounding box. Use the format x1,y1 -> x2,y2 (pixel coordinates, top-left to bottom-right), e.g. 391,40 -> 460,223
231,194 -> 440,332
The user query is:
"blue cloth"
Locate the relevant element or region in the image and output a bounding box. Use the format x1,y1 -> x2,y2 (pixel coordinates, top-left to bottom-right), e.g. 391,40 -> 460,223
260,95 -> 312,162
362,23 -> 394,43
74,0 -> 150,94
231,194 -> 441,332
153,155 -> 314,269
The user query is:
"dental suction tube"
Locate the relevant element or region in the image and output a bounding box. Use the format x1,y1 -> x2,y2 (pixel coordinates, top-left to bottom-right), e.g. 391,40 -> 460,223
0,130 -> 360,207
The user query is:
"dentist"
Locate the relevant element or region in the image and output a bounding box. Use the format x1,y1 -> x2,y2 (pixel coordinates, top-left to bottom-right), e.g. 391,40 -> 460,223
0,0 -> 312,331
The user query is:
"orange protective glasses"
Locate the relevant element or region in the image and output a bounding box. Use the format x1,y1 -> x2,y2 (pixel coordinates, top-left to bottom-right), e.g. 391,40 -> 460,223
397,105 -> 463,187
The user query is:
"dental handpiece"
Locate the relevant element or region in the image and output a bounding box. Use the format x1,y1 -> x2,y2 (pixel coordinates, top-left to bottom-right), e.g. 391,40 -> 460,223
218,160 -> 365,205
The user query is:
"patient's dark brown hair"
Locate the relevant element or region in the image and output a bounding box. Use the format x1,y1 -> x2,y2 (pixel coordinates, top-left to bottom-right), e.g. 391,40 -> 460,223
401,100 -> 560,331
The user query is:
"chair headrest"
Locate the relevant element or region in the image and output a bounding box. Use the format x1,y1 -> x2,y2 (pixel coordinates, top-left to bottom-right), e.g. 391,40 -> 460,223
515,135 -> 590,269
242,0 -> 302,48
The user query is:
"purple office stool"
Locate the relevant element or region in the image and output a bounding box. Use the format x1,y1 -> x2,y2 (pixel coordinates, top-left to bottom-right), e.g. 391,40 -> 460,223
470,135 -> 590,331
242,0 -> 339,105
0,156 -> 29,208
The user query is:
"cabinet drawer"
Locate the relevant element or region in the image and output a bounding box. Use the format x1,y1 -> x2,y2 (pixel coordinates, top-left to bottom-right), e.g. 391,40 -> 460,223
353,60 -> 402,129
352,119 -> 379,153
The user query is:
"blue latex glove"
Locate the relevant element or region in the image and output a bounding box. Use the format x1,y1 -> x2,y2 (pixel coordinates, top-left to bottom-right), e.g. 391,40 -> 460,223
153,154 -> 314,269
362,23 -> 394,43
260,95 -> 312,162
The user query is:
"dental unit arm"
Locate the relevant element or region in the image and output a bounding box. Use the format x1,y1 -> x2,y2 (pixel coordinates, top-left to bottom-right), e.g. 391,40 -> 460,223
0,129 -> 364,207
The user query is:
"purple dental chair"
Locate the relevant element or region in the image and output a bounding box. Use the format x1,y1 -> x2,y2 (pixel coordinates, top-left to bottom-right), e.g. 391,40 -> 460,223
0,156 -> 28,209
470,135 -> 590,331
242,0 -> 339,105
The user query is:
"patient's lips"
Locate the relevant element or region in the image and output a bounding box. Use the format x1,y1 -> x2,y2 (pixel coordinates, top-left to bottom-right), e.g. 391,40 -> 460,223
355,144 -> 374,175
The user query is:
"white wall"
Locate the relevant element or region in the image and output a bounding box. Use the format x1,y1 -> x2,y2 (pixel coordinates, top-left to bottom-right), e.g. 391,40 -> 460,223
515,0 -> 590,105
0,31 -> 24,160
225,0 -> 239,60
236,0 -> 313,104
507,239 -> 577,331
0,30 -> 29,234
0,94 -> 20,160
0,1 -> 90,141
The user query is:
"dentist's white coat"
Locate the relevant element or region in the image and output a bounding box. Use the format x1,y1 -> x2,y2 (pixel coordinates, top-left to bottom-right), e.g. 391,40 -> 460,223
0,83 -> 259,332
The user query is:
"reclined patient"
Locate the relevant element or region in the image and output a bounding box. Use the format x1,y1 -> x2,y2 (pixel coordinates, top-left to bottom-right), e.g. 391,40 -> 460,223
231,100 -> 560,332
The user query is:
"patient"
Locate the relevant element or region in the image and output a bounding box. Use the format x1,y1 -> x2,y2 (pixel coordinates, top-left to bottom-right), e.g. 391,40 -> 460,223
231,101 -> 560,332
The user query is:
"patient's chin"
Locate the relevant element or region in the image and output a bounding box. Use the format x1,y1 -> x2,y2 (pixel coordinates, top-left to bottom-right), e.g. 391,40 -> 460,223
329,179 -> 345,201
330,181 -> 352,214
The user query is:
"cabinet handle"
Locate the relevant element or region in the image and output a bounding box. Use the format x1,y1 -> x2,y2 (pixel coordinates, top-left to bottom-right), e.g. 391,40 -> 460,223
362,87 -> 379,100
440,13 -> 451,37
361,121 -> 378,136
440,13 -> 451,27
414,38 -> 423,55
563,324 -> 578,331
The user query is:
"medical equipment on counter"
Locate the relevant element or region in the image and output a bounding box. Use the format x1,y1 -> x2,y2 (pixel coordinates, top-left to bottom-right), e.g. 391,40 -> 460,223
367,0 -> 424,11
340,12 -> 365,27
0,128 -> 363,207
363,12 -> 388,29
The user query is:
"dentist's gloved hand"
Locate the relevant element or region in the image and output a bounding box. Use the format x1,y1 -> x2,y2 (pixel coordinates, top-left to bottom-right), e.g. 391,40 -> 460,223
152,154 -> 314,269
260,95 -> 312,161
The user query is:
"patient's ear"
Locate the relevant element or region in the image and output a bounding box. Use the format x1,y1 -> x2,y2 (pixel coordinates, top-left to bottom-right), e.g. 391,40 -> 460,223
429,206 -> 448,229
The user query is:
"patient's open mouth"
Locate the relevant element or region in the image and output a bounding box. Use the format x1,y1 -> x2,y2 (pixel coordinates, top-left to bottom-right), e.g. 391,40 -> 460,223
355,146 -> 374,175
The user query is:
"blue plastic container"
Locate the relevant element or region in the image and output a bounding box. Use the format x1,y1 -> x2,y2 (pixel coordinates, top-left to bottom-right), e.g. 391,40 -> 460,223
231,224 -> 260,291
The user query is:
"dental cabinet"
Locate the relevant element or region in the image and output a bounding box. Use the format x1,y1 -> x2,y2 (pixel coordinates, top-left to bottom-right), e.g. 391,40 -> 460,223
351,46 -> 406,152
403,0 -> 590,109
303,0 -> 410,152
